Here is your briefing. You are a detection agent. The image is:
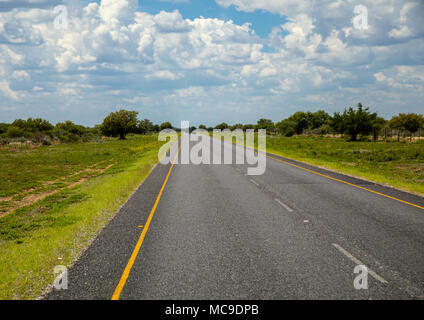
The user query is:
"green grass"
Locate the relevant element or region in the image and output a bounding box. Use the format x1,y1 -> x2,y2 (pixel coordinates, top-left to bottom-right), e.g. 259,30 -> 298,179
0,136 -> 159,198
265,135 -> 424,196
0,134 -> 164,299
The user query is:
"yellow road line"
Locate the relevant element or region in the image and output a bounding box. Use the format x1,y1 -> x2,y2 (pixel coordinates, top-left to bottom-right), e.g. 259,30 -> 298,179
229,139 -> 424,211
266,154 -> 424,211
111,147 -> 180,300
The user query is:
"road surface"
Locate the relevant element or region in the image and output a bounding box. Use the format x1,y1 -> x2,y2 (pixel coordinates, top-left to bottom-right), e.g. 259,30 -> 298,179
47,137 -> 424,299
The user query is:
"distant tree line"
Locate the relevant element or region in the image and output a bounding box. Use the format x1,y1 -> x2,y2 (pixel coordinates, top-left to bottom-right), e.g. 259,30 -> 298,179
1,104 -> 423,145
0,118 -> 99,145
0,110 -> 176,145
209,103 -> 424,142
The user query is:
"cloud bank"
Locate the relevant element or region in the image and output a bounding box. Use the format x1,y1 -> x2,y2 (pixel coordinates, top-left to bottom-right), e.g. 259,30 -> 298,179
0,0 -> 423,125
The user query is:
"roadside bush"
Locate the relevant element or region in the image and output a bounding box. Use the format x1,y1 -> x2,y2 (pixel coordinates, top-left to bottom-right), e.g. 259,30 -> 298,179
159,121 -> 173,131
276,119 -> 296,137
0,136 -> 8,145
55,121 -> 85,136
6,126 -> 24,138
138,119 -> 154,134
101,110 -> 138,139
317,124 -> 332,135
42,138 -> 52,146
389,113 -> 424,141
32,132 -> 44,143
11,118 -> 53,134
215,122 -> 229,130
330,103 -> 377,141
32,132 -> 52,145
255,119 -> 275,133
230,124 -> 243,130
0,123 -> 10,135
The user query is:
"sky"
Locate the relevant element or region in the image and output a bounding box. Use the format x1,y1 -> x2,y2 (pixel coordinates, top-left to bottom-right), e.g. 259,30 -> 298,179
0,0 -> 423,127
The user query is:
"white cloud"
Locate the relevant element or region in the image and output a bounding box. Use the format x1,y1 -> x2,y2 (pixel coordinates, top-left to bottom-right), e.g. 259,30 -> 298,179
259,67 -> 276,78
12,70 -> 30,80
0,0 -> 423,124
374,66 -> 424,91
0,81 -> 20,101
153,10 -> 191,33
388,25 -> 413,39
99,0 -> 137,25
146,70 -> 181,80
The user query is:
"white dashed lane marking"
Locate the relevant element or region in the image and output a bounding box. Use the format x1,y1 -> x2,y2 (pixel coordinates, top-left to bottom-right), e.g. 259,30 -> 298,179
249,179 -> 259,187
332,243 -> 388,284
274,198 -> 293,212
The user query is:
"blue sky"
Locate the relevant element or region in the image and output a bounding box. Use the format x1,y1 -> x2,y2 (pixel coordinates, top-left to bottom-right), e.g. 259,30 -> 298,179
0,0 -> 423,127
140,0 -> 285,38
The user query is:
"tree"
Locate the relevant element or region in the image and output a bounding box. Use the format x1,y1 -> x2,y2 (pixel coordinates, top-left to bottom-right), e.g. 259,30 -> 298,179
278,110 -> 330,135
230,123 -> 243,130
0,123 -> 10,135
329,111 -> 344,135
137,122 -> 147,134
242,124 -> 254,131
6,126 -> 24,138
330,103 -> 377,141
396,113 -> 424,141
388,115 -> 404,141
101,110 -> 138,139
11,118 -> 53,134
215,122 -> 229,130
371,117 -> 386,141
287,112 -> 309,134
275,119 -> 297,137
159,122 -> 173,131
308,110 -> 330,130
55,121 -> 85,136
10,119 -> 27,130
53,121 -> 87,143
139,119 -> 154,133
255,119 -> 275,133
198,124 -> 207,130
27,118 -> 54,132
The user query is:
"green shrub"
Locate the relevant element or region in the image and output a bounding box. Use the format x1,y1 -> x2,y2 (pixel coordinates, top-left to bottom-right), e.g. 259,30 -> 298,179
6,126 -> 24,138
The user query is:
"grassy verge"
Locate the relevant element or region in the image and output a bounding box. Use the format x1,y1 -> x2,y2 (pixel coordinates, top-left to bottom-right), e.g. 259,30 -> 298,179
0,135 -> 163,299
265,135 -> 424,197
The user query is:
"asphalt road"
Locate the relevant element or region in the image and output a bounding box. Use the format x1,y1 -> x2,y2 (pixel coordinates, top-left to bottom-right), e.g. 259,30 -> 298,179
47,136 -> 424,299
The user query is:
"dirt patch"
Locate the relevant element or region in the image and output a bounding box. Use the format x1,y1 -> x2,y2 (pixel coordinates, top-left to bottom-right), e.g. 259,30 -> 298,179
15,162 -> 110,192
343,162 -> 358,167
396,163 -> 424,173
0,163 -> 115,218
